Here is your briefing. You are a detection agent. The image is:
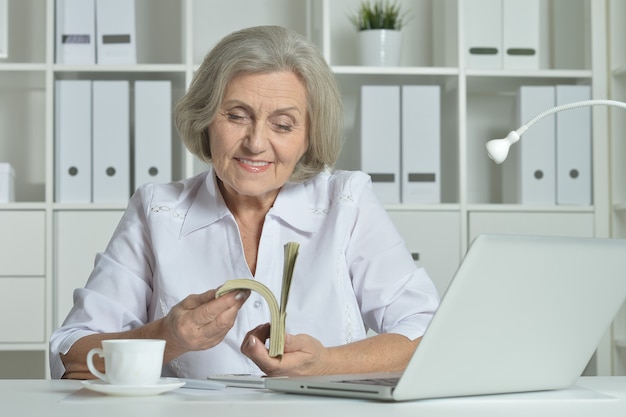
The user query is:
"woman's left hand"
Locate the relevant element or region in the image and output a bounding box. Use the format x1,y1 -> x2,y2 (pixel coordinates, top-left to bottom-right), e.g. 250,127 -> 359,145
240,323 -> 332,376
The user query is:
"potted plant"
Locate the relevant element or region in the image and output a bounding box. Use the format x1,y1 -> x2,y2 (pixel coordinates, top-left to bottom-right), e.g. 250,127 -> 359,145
349,0 -> 408,66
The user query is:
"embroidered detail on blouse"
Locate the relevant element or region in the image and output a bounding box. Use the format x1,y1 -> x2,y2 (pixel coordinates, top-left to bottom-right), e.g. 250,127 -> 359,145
339,194 -> 353,202
150,205 -> 185,219
151,204 -> 171,213
309,207 -> 328,215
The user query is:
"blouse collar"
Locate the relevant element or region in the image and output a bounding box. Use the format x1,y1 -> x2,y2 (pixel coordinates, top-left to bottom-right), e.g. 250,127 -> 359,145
181,167 -> 316,236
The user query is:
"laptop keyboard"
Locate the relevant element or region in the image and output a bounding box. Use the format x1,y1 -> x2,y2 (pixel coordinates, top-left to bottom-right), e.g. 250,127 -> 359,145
338,377 -> 400,387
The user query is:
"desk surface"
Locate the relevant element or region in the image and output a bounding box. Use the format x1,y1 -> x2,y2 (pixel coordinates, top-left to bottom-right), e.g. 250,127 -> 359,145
2,377 -> 626,417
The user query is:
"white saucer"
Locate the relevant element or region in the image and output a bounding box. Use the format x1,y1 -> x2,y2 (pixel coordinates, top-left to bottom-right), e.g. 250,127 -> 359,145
81,378 -> 185,396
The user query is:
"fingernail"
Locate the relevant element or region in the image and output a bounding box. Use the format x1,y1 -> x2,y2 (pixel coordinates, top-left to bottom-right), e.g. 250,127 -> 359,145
249,336 -> 256,347
235,290 -> 247,300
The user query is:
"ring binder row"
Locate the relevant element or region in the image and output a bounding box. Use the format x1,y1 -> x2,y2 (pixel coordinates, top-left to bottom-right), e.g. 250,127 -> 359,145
55,0 -> 136,65
503,85 -> 592,206
464,0 -> 540,70
54,80 -> 172,204
360,85 -> 441,205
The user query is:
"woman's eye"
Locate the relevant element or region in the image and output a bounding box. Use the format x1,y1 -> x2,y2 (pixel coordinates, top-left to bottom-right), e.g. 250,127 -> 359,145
226,112 -> 248,123
274,123 -> 293,132
271,117 -> 294,132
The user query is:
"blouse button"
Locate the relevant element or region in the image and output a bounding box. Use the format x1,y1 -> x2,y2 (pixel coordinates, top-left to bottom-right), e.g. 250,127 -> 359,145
253,299 -> 262,308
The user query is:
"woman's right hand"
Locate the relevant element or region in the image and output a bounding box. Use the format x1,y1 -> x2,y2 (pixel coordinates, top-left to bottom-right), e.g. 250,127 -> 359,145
60,288 -> 250,379
161,288 -> 251,360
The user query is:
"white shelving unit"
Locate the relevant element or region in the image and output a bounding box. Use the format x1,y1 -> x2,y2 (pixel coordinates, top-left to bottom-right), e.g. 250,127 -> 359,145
0,0 -> 618,378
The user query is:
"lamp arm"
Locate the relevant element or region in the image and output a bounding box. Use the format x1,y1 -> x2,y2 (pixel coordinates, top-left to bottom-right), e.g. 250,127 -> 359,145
517,99 -> 626,136
487,99 -> 626,164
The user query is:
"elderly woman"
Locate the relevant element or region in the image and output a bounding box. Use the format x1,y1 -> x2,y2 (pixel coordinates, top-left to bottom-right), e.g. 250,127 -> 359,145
49,25 -> 439,380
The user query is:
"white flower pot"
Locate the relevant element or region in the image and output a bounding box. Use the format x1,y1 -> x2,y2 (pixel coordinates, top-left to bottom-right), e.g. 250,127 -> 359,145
358,29 -> 402,66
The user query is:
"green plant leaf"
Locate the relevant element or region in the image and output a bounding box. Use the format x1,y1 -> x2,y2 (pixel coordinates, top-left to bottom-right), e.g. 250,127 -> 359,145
348,0 -> 408,31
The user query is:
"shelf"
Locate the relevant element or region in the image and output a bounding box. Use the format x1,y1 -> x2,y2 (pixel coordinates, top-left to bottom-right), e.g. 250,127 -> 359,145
0,63 -> 47,72
332,66 -> 459,76
52,64 -> 187,73
384,204 -> 461,212
467,204 -> 595,213
0,343 -> 49,352
52,203 -> 128,211
465,69 -> 593,79
0,203 -> 47,211
333,68 -> 592,79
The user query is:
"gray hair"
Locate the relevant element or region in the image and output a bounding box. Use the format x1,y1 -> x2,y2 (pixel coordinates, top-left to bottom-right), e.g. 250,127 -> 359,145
174,25 -> 344,182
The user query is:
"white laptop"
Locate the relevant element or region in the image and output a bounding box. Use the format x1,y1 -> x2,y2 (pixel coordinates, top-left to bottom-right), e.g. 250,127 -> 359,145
265,234 -> 626,401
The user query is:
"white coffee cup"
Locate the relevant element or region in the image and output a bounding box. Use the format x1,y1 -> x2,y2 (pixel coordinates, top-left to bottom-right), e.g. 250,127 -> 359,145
86,339 -> 166,386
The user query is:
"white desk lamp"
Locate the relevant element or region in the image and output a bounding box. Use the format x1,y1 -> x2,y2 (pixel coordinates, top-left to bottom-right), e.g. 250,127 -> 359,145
485,99 -> 626,164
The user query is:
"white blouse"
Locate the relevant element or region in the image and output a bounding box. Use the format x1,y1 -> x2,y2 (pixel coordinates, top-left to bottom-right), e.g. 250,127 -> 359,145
49,168 -> 439,379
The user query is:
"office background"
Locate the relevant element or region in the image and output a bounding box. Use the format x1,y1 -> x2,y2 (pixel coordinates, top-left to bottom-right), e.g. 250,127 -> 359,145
0,0 -> 624,379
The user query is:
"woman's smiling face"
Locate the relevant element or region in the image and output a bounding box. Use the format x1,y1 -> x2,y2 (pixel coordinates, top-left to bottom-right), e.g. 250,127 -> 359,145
208,71 -> 309,204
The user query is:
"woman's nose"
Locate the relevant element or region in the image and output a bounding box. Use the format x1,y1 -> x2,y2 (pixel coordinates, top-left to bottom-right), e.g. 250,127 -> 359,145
244,121 -> 269,153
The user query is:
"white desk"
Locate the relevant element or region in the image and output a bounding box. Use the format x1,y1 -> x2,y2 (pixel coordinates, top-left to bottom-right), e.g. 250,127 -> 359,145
2,377 -> 626,416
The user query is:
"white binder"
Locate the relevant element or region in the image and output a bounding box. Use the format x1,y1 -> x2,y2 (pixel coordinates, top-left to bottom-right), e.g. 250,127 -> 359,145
401,85 -> 441,204
516,86 -> 556,204
0,0 -> 7,58
55,0 -> 96,64
502,0 -> 540,69
55,80 -> 93,203
464,0 -> 502,69
360,85 -> 401,204
95,0 -> 136,64
92,81 -> 130,203
134,81 -> 172,189
555,85 -> 592,205
0,163 -> 14,202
